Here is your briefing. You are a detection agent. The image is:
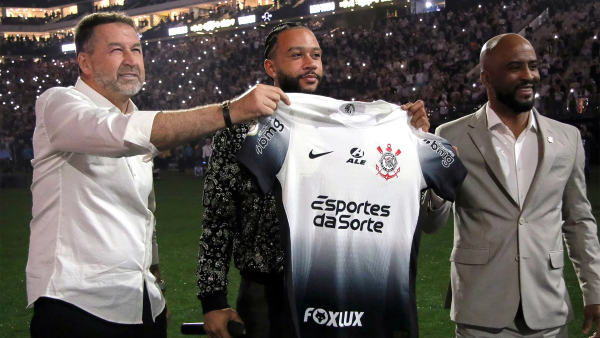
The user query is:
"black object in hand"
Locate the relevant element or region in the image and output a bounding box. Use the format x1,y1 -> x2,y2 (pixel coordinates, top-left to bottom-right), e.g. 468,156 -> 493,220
181,321 -> 245,337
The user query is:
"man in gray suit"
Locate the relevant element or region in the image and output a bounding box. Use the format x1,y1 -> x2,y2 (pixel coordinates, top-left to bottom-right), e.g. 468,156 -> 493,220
435,33 -> 600,337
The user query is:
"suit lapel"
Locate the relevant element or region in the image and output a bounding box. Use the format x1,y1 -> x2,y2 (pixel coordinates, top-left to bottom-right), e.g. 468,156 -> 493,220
468,104 -> 519,207
522,109 -> 556,210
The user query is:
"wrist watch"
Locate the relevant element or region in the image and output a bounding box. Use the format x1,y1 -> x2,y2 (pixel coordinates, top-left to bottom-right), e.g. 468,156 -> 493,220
222,100 -> 233,128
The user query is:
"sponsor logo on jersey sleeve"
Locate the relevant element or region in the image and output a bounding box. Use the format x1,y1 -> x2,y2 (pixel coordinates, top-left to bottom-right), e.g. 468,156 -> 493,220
304,307 -> 364,327
346,147 -> 366,165
254,118 -> 285,155
376,143 -> 401,180
423,139 -> 455,168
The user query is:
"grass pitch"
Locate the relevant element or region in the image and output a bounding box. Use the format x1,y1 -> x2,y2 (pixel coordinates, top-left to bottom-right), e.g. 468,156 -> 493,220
1,168 -> 598,337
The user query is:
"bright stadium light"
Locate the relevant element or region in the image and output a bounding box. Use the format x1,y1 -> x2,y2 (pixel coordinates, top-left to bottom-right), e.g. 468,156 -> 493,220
425,1 -> 431,7
238,15 -> 256,25
310,2 -> 335,14
61,43 -> 76,52
168,26 -> 188,36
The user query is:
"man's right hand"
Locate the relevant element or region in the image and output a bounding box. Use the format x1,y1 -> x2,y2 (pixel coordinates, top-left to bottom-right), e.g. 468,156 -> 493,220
203,308 -> 244,338
229,84 -> 291,124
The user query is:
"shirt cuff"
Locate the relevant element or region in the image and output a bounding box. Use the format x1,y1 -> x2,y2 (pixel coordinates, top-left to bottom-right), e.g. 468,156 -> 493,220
123,110 -> 161,162
198,293 -> 230,314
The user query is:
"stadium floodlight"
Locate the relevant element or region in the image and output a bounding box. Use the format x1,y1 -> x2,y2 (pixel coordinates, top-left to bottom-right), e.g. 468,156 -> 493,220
425,1 -> 431,7
238,15 -> 256,25
61,43 -> 76,53
168,26 -> 188,36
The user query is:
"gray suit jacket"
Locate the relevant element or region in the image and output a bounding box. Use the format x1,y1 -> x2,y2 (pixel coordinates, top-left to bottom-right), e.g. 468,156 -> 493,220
435,104 -> 600,329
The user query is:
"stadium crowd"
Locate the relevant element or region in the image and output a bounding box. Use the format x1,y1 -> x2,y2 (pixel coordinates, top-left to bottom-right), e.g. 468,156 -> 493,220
1,0 -> 599,167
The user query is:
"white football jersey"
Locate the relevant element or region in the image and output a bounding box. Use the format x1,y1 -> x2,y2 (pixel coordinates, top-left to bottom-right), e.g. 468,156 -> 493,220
237,93 -> 466,338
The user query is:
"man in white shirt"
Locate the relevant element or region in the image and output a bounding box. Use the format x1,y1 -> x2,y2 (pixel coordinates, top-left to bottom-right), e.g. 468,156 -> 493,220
202,138 -> 213,161
26,12 -> 289,338
435,33 -> 600,338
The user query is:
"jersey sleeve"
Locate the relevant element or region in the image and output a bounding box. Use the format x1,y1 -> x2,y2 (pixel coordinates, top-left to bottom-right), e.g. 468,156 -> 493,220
236,115 -> 290,194
414,130 -> 467,202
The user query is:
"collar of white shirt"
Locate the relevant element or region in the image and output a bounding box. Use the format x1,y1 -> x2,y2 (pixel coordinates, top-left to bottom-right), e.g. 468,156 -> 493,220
75,78 -> 137,114
486,104 -> 538,134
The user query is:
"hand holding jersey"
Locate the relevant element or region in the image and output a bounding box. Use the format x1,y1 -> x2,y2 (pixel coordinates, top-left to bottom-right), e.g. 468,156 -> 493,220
229,84 -> 291,124
236,93 -> 466,338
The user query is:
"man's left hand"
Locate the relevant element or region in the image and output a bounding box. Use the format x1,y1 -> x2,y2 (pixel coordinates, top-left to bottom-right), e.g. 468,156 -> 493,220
402,100 -> 430,132
582,304 -> 600,336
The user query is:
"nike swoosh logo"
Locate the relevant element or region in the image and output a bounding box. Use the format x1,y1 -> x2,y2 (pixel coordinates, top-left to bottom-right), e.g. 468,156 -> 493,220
309,150 -> 334,159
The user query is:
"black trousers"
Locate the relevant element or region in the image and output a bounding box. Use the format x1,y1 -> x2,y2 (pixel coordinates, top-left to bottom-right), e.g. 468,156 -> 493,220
236,272 -> 296,338
30,285 -> 167,338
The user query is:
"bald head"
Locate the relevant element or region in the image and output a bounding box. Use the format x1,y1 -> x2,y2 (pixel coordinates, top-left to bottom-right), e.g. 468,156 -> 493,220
479,33 -> 540,114
480,34 -> 534,72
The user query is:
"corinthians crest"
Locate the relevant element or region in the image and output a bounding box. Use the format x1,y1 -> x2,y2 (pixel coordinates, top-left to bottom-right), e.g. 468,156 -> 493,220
376,144 -> 401,180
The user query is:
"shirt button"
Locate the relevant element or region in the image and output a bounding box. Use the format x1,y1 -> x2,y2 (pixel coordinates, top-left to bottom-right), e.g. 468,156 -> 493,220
515,255 -> 520,261
519,218 -> 525,225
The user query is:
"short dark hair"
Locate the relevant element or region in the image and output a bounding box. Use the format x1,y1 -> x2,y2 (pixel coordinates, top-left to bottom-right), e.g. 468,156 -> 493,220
264,22 -> 309,59
74,12 -> 136,56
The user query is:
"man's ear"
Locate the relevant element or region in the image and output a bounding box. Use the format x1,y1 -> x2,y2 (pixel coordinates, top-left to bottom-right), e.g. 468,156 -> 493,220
264,59 -> 276,79
480,70 -> 491,90
78,52 -> 92,76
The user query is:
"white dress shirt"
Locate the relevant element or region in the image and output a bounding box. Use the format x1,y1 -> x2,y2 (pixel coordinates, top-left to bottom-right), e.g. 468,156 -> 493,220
26,78 -> 165,324
487,106 -> 539,207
